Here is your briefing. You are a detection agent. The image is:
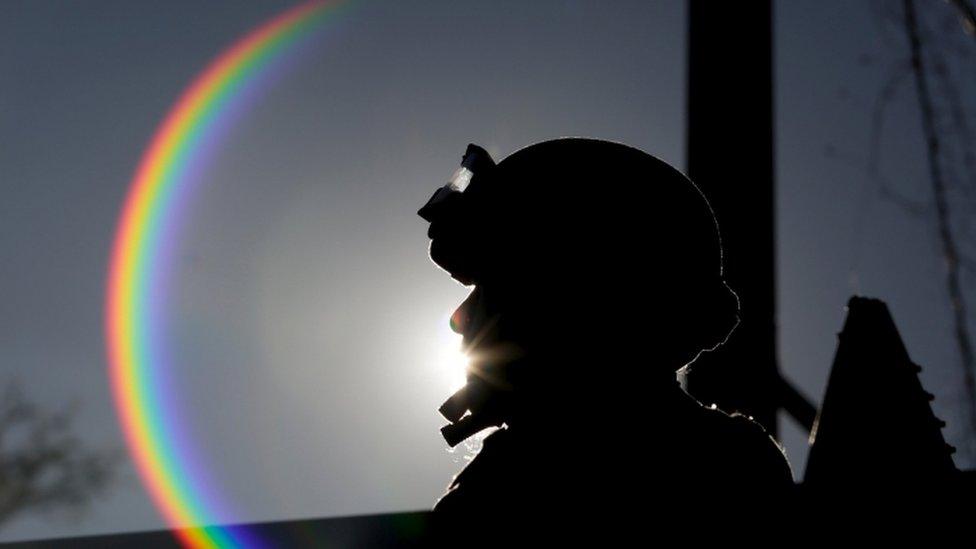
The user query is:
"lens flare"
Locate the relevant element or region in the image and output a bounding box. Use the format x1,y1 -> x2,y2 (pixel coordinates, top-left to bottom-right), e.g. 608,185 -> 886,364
105,2 -> 351,547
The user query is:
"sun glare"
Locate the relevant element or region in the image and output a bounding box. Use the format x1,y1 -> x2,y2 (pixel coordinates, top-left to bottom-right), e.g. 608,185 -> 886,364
434,315 -> 469,393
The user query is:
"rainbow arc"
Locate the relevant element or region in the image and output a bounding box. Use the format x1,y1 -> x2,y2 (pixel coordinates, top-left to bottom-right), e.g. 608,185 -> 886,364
105,2 -> 347,547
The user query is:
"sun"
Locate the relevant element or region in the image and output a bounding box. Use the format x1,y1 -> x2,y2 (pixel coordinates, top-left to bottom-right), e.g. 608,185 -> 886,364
433,314 -> 469,394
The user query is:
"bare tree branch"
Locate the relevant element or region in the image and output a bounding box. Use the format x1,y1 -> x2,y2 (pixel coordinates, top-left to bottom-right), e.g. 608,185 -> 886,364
0,383 -> 118,527
903,0 -> 976,451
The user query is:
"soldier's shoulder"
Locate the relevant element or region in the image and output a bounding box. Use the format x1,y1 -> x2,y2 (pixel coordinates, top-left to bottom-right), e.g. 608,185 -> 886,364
433,427 -> 515,514
682,393 -> 794,486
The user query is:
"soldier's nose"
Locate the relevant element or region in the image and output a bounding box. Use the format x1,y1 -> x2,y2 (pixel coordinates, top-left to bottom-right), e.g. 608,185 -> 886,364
450,287 -> 482,335
449,303 -> 467,335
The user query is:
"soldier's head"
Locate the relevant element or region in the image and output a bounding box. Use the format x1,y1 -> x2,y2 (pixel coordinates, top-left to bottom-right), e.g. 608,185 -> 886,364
420,138 -> 737,390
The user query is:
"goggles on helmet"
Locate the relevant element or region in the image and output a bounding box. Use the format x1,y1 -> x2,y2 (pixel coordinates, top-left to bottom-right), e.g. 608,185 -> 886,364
417,144 -> 495,222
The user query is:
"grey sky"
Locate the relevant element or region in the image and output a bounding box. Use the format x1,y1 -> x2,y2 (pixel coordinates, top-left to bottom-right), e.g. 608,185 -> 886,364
1,0 -> 973,541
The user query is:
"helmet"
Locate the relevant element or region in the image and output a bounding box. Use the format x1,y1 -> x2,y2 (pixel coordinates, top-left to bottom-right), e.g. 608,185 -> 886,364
420,138 -> 726,297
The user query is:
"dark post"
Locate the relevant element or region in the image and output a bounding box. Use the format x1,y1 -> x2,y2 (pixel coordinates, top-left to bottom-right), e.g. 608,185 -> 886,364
685,0 -> 779,433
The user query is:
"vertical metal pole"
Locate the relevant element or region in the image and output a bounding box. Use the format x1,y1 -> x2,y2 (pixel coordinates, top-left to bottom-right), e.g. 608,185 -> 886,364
685,0 -> 779,433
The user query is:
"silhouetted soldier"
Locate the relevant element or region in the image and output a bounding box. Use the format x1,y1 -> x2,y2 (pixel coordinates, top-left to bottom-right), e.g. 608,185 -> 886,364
418,139 -> 793,540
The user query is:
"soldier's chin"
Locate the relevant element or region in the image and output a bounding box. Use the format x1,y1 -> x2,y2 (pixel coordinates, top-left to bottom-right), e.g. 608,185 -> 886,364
459,328 -> 479,353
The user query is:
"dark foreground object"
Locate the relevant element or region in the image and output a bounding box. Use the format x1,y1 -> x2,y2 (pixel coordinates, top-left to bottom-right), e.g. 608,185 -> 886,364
806,297 -> 959,487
